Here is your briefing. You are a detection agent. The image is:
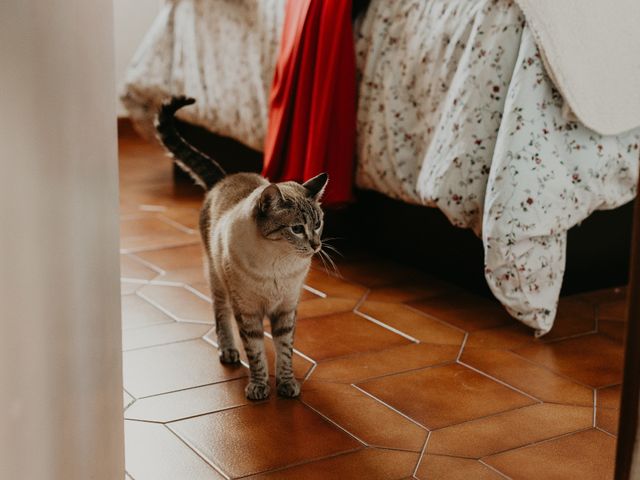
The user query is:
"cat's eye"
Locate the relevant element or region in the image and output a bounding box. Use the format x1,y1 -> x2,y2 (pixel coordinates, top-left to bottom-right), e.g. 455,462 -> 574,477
314,219 -> 322,230
291,225 -> 305,235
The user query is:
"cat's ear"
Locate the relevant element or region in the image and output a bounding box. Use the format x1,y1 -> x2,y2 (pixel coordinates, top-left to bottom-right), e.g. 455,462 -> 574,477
259,184 -> 284,213
302,173 -> 328,201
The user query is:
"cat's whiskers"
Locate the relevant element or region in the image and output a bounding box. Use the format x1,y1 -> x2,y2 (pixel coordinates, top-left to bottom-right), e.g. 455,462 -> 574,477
321,242 -> 343,258
317,247 -> 340,276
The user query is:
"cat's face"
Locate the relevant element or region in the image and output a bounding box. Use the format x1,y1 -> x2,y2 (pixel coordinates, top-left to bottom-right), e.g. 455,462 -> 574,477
255,173 -> 328,257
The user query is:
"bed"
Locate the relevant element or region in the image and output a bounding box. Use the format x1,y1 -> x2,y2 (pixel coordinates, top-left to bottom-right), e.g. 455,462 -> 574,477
121,0 -> 640,335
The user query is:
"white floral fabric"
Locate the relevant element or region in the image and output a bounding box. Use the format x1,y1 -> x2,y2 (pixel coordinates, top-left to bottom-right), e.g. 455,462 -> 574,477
122,0 -> 639,334
355,0 -> 638,335
122,0 -> 285,150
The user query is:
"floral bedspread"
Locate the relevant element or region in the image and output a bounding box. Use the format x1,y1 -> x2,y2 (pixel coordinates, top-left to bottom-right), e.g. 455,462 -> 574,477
355,0 -> 639,334
122,0 -> 639,335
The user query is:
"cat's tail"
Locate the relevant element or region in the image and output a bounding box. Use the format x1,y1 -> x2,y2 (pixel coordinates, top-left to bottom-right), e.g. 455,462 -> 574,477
155,96 -> 226,190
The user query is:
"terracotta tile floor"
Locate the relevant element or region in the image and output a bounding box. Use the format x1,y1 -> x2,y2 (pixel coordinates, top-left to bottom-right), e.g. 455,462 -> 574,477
120,132 -> 626,479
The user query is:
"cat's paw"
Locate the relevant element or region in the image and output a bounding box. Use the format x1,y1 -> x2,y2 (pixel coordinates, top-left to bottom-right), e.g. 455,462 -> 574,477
245,381 -> 270,401
276,378 -> 300,398
219,348 -> 240,364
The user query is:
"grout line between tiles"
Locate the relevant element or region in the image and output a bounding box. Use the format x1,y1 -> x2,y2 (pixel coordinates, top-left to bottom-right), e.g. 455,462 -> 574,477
138,204 -> 167,212
135,291 -> 182,322
402,304 -> 468,335
147,279 -> 189,287
353,289 -> 370,310
596,381 -> 624,390
123,417 -> 165,425
351,384 -> 430,431
130,400 -> 256,425
456,333 -> 468,361
538,327 -> 598,346
123,334 -> 212,353
303,362 -> 318,383
121,240 -> 200,255
184,283 -> 213,303
479,426 -> 594,460
457,360 -> 541,403
175,318 -> 215,326
120,277 -> 151,285
123,396 -> 136,412
333,358 -> 457,385
593,390 -> 598,427
595,426 -> 617,438
527,399 -> 596,409
127,253 -> 166,275
424,401 -> 566,435
412,431 -> 431,477
133,376 -> 247,401
507,350 -> 604,390
164,423 -> 231,479
300,401 -> 369,446
298,341 -> 421,368
366,444 -> 427,455
123,386 -> 136,401
233,447 -> 365,479
303,284 -> 328,298
418,451 -> 483,460
353,309 -> 421,343
478,459 -> 512,479
156,213 -> 198,234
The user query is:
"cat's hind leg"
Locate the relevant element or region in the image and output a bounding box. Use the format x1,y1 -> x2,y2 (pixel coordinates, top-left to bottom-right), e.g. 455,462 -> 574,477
212,287 -> 240,364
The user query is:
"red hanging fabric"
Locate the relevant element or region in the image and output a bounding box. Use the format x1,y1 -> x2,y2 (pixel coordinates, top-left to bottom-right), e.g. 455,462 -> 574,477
262,0 -> 356,205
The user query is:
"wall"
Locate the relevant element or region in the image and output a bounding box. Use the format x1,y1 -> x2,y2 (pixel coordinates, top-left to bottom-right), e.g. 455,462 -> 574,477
0,1 -> 124,478
114,0 -> 162,116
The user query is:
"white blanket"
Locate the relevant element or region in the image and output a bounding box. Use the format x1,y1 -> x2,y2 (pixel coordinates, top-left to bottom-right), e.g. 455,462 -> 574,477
515,0 -> 640,135
122,0 -> 639,335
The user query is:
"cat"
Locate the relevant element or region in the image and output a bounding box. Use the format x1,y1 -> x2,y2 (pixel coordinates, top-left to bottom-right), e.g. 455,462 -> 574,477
155,96 -> 327,400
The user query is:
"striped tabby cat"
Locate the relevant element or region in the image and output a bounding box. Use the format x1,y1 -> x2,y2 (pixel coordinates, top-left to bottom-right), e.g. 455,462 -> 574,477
155,97 -> 328,400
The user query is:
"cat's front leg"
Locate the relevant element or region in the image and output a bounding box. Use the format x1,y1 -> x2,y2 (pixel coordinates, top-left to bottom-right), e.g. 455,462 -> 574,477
270,310 -> 300,398
236,313 -> 270,400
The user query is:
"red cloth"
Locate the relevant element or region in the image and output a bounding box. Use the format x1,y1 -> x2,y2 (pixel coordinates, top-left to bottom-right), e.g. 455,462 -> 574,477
262,0 -> 356,205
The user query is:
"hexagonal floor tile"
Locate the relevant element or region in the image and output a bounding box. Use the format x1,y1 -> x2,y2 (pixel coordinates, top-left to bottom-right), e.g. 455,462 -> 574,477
168,400 -> 361,478
416,454 -> 502,480
427,403 -> 592,458
121,295 -> 174,330
311,343 -> 459,384
123,339 -> 246,398
461,347 -> 593,406
408,292 -> 513,332
120,216 -> 198,253
125,420 -> 224,480
302,382 -> 427,451
122,321 -> 211,351
249,448 -> 419,480
515,334 -> 624,388
483,429 -> 615,480
358,301 -> 465,345
294,312 -> 411,361
120,254 -> 159,280
125,379 -> 250,423
138,284 -> 213,323
358,363 -> 535,429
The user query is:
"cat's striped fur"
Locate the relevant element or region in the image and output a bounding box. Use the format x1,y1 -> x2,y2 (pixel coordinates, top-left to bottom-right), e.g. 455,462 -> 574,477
156,97 -> 328,400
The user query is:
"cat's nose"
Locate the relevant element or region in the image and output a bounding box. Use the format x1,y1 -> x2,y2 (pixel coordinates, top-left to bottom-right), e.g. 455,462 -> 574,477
310,240 -> 321,252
